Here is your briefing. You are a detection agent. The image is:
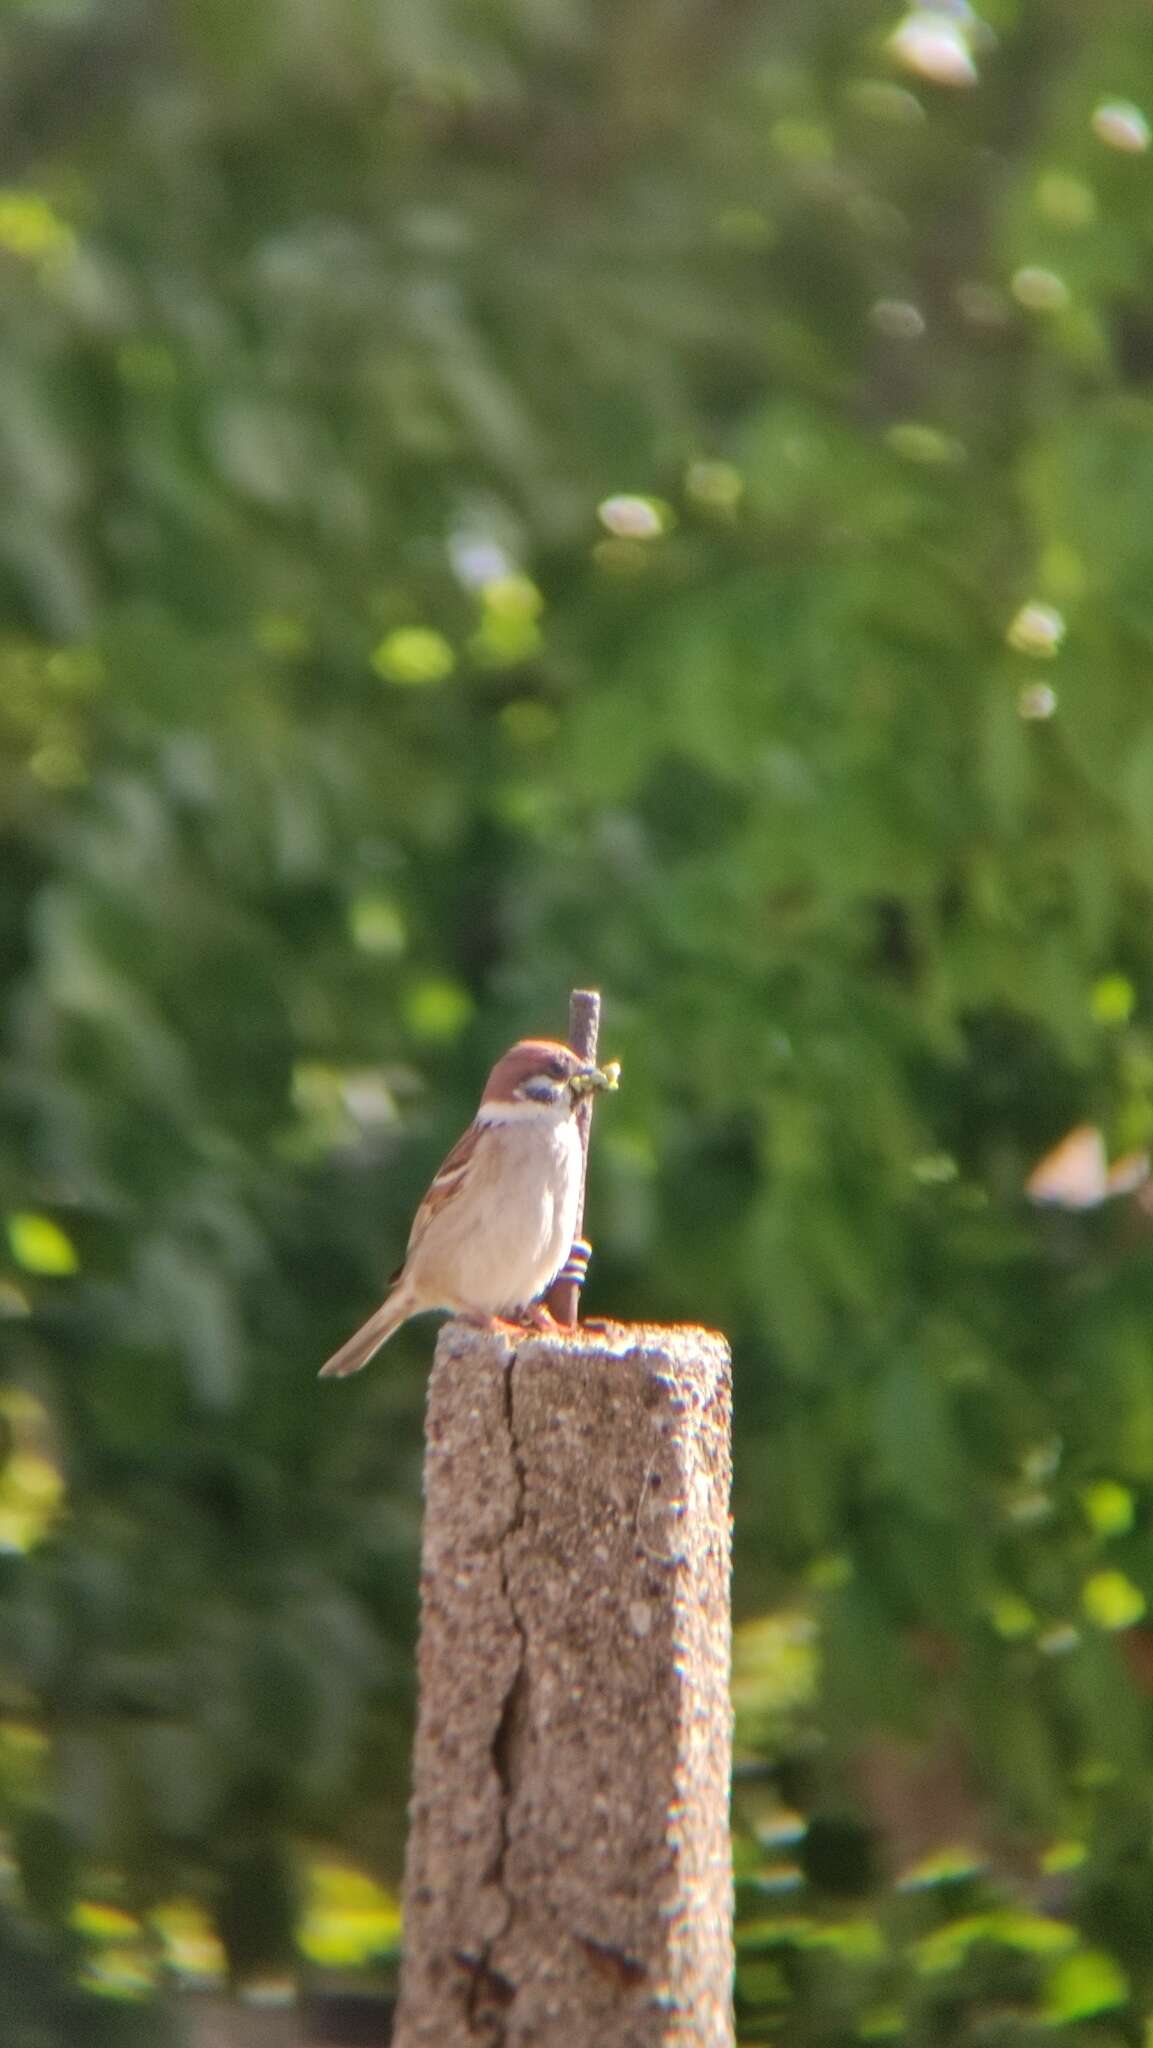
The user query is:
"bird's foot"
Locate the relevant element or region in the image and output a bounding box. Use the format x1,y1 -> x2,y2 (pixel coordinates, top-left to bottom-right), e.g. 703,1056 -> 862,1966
460,1311 -> 528,1338
524,1301 -> 565,1333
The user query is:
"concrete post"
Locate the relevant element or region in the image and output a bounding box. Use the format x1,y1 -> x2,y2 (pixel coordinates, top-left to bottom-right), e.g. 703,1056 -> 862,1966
392,1320 -> 733,2048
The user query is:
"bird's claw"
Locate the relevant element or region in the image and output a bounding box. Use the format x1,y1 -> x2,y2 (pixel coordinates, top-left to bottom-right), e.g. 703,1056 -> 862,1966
462,1312 -> 528,1337
525,1302 -> 564,1332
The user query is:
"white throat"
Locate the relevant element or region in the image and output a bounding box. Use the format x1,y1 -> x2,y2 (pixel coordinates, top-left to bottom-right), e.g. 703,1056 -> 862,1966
476,1094 -> 573,1127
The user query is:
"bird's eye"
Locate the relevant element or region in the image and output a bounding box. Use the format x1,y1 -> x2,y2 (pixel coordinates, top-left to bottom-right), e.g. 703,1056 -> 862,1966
548,1057 -> 568,1079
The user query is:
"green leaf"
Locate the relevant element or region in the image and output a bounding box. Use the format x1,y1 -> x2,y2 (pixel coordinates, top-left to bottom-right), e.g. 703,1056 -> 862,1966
873,1358 -> 961,1522
1044,1949 -> 1129,2021
6,1214 -> 78,1277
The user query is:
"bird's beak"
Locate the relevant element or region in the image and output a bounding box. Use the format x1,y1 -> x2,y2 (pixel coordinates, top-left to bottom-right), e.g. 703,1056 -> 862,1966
570,1059 -> 621,1097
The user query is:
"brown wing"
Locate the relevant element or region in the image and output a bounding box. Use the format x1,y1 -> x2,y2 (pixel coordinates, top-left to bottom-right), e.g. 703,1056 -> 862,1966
394,1118 -> 482,1277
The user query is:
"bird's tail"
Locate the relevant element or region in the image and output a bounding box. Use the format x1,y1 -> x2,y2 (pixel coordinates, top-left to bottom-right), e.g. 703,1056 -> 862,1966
318,1290 -> 414,1379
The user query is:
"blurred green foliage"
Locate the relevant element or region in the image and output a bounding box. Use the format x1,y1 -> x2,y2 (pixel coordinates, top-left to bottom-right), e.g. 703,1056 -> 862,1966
5,0 -> 1153,2040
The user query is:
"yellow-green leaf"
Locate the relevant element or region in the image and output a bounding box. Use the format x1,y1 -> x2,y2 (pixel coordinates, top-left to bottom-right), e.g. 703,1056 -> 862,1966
1091,975 -> 1135,1026
1081,1481 -> 1135,1538
371,627 -> 455,686
1045,1949 -> 1128,2021
348,893 -> 406,957
402,978 -> 474,1044
1082,1570 -> 1146,1631
7,1213 -> 79,1277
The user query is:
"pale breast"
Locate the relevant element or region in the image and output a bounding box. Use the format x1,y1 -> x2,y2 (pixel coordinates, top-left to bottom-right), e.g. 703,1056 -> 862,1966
407,1113 -> 583,1316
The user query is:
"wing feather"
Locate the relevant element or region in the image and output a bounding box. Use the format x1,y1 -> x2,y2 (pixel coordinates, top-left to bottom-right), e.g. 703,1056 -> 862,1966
400,1118 -> 483,1269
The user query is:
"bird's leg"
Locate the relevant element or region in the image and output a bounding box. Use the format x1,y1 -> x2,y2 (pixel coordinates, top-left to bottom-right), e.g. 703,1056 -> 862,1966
556,1237 -> 592,1290
528,1239 -> 593,1333
543,1236 -> 592,1328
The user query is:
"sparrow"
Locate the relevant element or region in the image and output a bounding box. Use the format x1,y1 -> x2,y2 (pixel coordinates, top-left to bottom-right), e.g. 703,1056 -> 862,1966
318,1038 -> 619,1378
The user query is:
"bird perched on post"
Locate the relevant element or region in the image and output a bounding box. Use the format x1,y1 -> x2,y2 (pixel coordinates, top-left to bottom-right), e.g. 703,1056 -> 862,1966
318,1039 -> 619,1378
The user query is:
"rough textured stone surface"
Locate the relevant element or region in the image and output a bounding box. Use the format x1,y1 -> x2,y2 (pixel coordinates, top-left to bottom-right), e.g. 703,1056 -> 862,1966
393,1321 -> 734,2048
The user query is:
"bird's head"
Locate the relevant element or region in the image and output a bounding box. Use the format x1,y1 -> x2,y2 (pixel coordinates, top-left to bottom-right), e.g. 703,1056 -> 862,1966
479,1039 -> 620,1120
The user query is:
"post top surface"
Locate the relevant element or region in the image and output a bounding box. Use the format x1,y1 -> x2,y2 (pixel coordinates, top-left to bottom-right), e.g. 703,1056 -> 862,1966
435,1318 -> 731,1364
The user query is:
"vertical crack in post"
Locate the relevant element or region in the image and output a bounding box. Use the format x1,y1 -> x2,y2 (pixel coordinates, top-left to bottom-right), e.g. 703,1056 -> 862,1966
465,1346 -> 529,2039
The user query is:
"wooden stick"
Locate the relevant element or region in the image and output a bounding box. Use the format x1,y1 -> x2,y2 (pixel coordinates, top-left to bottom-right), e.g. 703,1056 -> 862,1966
548,989 -> 601,1328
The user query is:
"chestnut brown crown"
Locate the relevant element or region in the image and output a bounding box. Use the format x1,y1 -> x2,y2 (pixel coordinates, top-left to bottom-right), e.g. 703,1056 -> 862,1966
481,1039 -> 589,1104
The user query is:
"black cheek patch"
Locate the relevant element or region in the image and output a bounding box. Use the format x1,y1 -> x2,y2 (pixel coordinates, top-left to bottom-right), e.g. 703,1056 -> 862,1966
521,1077 -> 560,1103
